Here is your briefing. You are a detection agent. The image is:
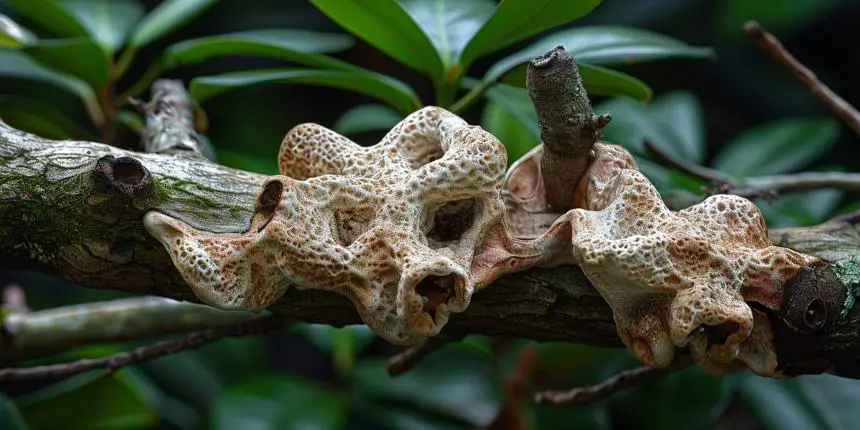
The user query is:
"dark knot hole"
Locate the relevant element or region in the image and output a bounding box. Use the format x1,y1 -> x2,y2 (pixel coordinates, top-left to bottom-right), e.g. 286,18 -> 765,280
415,274 -> 458,320
804,298 -> 827,331
704,321 -> 741,346
252,179 -> 283,232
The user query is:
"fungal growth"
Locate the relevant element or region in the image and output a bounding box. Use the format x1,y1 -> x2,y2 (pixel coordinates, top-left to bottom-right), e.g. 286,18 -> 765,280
505,142 -> 820,375
144,107 -> 510,345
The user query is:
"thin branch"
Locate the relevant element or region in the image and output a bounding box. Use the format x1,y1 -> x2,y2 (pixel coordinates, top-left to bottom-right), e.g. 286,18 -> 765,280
139,79 -> 208,158
644,139 -> 860,199
744,21 -> 860,137
0,297 -> 261,363
386,332 -> 465,376
534,356 -> 693,405
0,314 -> 287,383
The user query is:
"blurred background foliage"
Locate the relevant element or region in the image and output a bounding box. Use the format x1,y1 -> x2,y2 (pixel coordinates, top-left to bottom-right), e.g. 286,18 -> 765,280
1,0 -> 860,429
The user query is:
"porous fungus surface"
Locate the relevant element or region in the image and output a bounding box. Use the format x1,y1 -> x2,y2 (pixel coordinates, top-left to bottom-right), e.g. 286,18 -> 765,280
531,142 -> 818,374
144,107 -> 509,345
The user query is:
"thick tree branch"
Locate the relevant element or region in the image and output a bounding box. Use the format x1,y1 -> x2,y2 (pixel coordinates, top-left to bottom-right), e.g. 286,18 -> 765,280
2,121 -> 860,378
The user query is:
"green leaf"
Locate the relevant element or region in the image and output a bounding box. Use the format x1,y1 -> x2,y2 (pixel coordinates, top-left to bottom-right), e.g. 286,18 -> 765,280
594,91 -> 706,164
309,0 -> 444,81
128,0 -> 220,49
350,343 -> 502,427
711,117 -> 841,178
484,26 -> 714,84
2,0 -> 88,37
160,29 -> 354,70
0,50 -> 102,125
716,0 -> 841,43
0,13 -> 37,48
610,365 -> 736,430
23,37 -> 110,87
648,91 -> 706,163
481,98 -> 539,164
212,374 -> 346,430
758,189 -> 844,228
190,68 -> 420,115
460,0 -> 602,69
60,0 -> 145,54
333,103 -> 403,136
580,63 -> 651,101
0,395 -> 29,430
399,0 -> 496,69
16,370 -> 159,430
292,323 -> 377,375
0,95 -> 96,139
741,373 -> 860,430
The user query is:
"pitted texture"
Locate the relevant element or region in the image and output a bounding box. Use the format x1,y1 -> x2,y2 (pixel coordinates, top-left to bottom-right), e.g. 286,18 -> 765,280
553,143 -> 818,374
144,107 -> 509,345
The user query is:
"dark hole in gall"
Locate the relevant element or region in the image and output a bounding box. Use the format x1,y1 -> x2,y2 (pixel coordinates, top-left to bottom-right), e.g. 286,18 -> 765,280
704,321 -> 740,346
428,198 -> 478,242
252,179 -> 283,232
416,274 -> 456,320
804,298 -> 827,330
113,158 -> 146,185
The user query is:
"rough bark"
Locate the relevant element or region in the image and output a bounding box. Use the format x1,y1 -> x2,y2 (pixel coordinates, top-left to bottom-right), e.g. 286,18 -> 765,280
2,123 -> 860,378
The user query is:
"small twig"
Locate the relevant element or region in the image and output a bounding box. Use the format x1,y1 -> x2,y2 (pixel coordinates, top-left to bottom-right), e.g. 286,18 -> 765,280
744,21 -> 860,137
643,139 -> 733,185
139,79 -> 207,158
0,314 -> 287,383
534,356 -> 692,405
386,333 -> 465,376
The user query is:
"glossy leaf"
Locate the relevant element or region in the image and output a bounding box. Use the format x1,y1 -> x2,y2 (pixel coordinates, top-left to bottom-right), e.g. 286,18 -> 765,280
212,374 -> 346,430
0,95 -> 96,140
595,92 -> 707,164
310,0 -> 444,80
160,29 -> 354,70
16,370 -> 159,430
399,0 -> 496,68
0,50 -> 102,125
580,63 -> 652,101
293,323 -> 377,375
481,98 -> 539,164
485,26 -> 714,84
128,0 -> 220,48
460,0 -> 602,69
0,13 -> 36,48
0,395 -> 29,430
711,117 -> 840,178
350,343 -> 502,427
60,0 -> 144,54
333,103 -> 403,136
190,68 -> 420,114
741,373 -> 860,430
2,0 -> 88,37
23,37 -> 110,87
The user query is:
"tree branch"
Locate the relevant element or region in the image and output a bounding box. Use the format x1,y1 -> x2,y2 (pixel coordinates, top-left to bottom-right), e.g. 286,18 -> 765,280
0,313 -> 287,383
644,139 -> 860,199
0,297 -> 260,363
744,21 -> 860,137
2,120 -> 860,378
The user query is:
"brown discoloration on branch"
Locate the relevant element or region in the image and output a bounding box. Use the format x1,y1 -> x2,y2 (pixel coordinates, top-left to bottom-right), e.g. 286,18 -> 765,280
526,46 -> 611,212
